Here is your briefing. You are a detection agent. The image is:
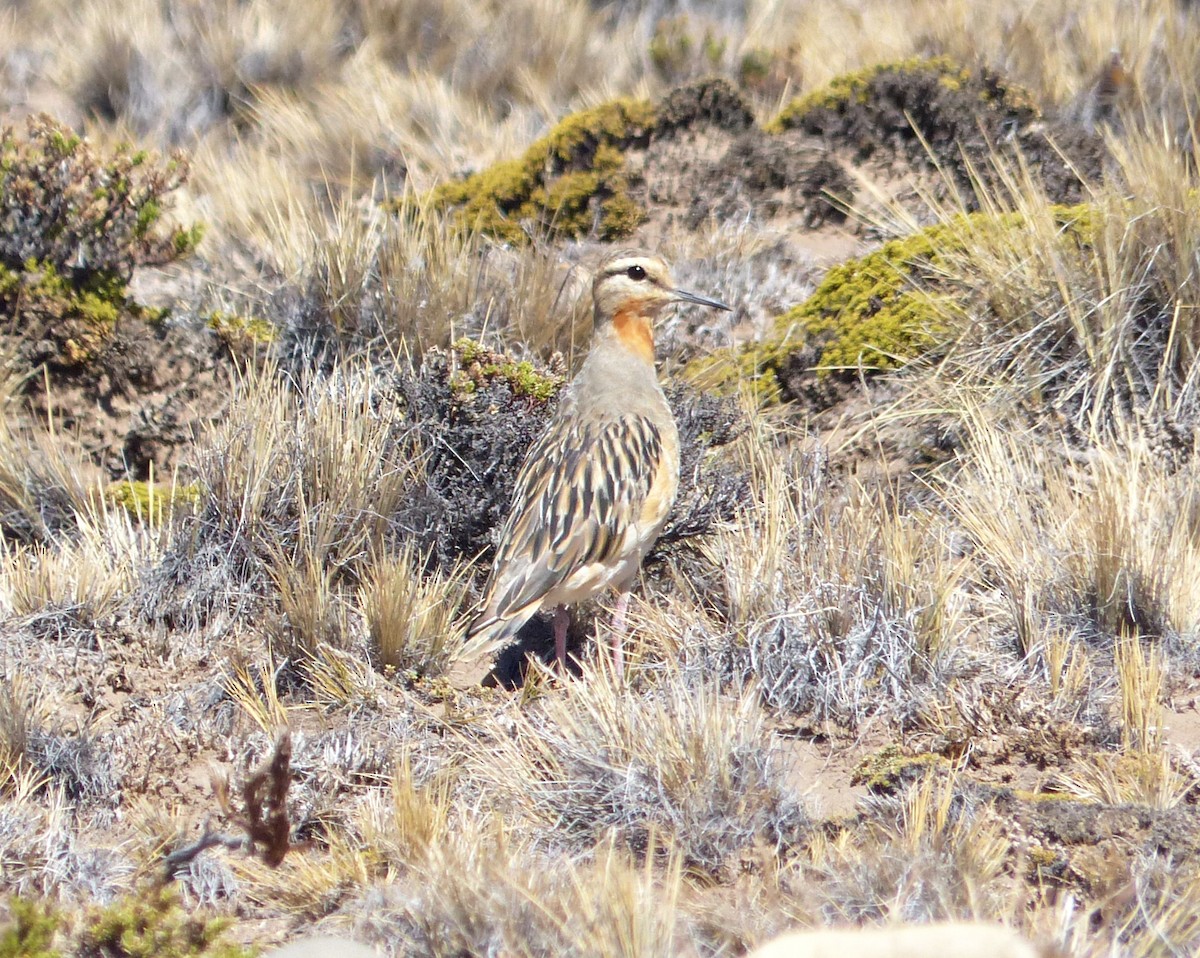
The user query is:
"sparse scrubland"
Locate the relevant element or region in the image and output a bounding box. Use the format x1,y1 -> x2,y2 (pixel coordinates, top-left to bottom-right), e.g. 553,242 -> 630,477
5,1 -> 1200,956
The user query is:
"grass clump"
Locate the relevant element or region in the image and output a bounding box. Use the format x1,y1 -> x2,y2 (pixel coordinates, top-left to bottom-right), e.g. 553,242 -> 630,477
0,404 -> 102,545
470,677 -> 807,874
656,435 -> 961,727
799,772 -> 1011,924
931,177 -> 1200,437
360,542 -> 467,680
143,364 -> 420,633
428,97 -> 655,244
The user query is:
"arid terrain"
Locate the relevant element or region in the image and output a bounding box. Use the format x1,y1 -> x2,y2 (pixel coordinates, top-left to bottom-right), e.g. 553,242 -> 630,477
3,1 -> 1200,955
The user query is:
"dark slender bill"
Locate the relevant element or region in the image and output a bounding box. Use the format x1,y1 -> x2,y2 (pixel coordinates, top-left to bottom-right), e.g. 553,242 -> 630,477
671,287 -> 732,311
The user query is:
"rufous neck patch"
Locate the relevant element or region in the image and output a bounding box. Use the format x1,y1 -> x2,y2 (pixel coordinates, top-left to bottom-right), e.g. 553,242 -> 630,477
611,303 -> 656,363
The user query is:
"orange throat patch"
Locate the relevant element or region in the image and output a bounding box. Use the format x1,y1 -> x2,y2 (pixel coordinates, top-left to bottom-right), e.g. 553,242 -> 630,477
611,305 -> 656,364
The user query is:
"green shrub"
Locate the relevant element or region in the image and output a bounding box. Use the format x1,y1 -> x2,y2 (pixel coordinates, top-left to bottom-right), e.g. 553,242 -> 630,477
0,115 -> 201,367
0,115 -> 199,281
449,337 -> 565,401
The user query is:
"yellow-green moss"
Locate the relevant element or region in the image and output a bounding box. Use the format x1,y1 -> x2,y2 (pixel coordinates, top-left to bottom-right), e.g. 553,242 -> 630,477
0,900 -> 58,958
428,97 -> 656,244
0,259 -> 128,366
767,55 -> 1040,133
851,744 -> 947,791
450,338 -> 564,402
206,310 -> 276,355
685,203 -> 1094,400
783,221 -> 966,373
78,886 -> 253,958
1,888 -> 251,958
683,334 -> 791,403
104,480 -> 200,524
684,220 -> 962,398
1027,845 -> 1066,882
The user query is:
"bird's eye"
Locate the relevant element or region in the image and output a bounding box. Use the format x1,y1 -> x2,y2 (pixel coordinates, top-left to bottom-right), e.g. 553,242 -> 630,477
626,265 -> 646,281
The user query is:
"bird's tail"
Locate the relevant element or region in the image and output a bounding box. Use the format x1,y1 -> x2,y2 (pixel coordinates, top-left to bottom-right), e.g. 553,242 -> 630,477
448,605 -> 535,688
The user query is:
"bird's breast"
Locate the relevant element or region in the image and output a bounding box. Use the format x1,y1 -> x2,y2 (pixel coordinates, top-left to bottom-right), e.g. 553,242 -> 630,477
638,422 -> 680,532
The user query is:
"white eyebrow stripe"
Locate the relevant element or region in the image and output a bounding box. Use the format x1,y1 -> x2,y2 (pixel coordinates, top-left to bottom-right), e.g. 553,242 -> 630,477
606,259 -> 645,274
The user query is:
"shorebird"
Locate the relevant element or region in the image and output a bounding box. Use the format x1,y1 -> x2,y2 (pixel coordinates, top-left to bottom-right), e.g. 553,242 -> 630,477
454,249 -> 730,684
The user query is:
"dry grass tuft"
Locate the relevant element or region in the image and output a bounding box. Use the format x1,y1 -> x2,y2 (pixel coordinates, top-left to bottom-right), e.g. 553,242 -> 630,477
945,419 -> 1200,649
464,673 -> 806,874
0,785 -> 135,899
0,675 -> 42,799
263,537 -> 348,663
143,362 -> 418,629
0,409 -> 102,547
657,420 -> 964,725
260,195 -> 593,366
1051,748 -> 1193,810
348,827 -> 685,958
359,542 -> 467,678
920,137 -> 1200,441
223,654 -> 294,736
801,771 -> 1010,923
355,754 -> 456,868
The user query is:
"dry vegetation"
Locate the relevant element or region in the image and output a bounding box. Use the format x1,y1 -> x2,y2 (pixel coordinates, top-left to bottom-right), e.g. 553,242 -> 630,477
5,0 -> 1200,956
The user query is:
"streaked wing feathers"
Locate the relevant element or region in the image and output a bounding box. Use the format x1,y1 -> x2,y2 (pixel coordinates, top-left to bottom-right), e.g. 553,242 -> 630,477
464,413 -> 663,651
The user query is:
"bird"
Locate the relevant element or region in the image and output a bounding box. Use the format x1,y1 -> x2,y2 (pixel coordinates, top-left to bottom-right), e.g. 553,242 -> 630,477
453,249 -> 731,685
1079,49 -> 1130,133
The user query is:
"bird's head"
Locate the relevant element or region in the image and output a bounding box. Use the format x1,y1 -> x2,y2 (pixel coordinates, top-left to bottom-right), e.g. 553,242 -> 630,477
593,250 -> 730,323
591,250 -> 730,362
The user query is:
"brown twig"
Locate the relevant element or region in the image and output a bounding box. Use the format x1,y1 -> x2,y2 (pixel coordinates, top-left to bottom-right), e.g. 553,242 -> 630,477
161,816 -> 248,879
214,727 -> 305,867
166,727 -> 305,878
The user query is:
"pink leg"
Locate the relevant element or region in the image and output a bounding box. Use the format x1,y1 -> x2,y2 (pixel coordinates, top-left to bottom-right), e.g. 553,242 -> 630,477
552,606 -> 570,672
611,591 -> 630,681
